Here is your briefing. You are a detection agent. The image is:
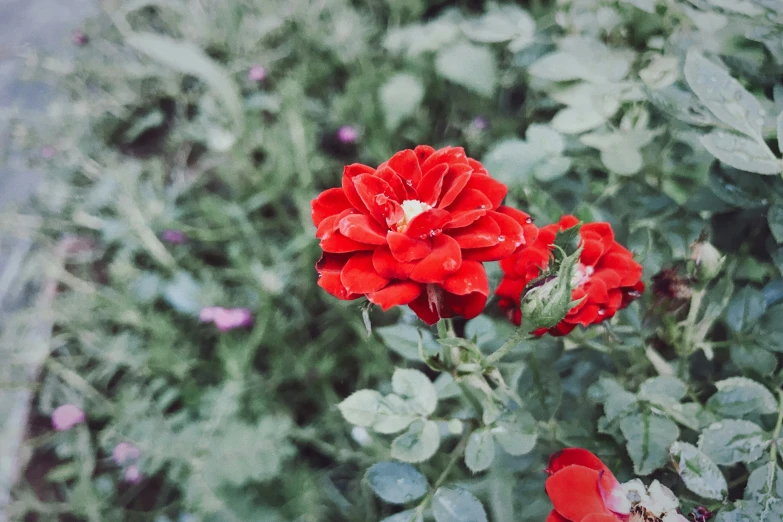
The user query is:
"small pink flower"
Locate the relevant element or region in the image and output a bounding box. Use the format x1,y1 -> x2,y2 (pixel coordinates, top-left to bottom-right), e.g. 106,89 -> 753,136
213,308 -> 254,331
200,307 -> 254,331
52,404 -> 85,431
471,117 -> 488,130
160,229 -> 188,244
71,31 -> 89,46
112,442 -> 140,465
248,65 -> 266,82
337,126 -> 358,144
124,465 -> 142,484
41,146 -> 57,159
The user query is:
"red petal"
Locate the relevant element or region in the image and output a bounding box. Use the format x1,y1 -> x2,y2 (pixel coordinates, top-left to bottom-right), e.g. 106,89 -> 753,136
387,231 -> 432,262
373,246 -> 416,279
386,149 -> 422,187
449,215 -> 501,249
546,510 -> 570,522
581,515 -> 621,522
342,164 -> 375,213
315,214 -> 338,239
442,260 -> 489,296
338,214 -> 388,245
340,252 -> 390,294
408,290 -> 441,325
316,254 -> 359,300
354,174 -> 402,226
545,466 -> 612,522
581,238 -> 607,267
497,206 -> 538,246
584,277 -> 610,303
438,171 -> 472,209
405,208 -> 451,239
569,303 -> 600,326
445,188 -> 492,214
413,145 -> 435,164
546,448 -> 613,476
442,291 -> 487,319
495,277 -> 525,304
462,211 -> 524,262
468,158 -> 489,176
581,222 -> 614,244
410,234 -> 462,283
417,164 -> 448,207
558,215 -> 580,229
445,209 -> 487,229
463,174 -> 508,209
420,146 -> 468,173
368,282 -> 422,310
311,188 -> 352,227
376,166 -> 408,202
320,228 -> 374,253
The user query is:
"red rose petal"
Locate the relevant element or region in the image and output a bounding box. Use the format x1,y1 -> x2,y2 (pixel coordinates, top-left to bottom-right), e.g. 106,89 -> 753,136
387,231 -> 432,262
315,214 -> 337,239
463,211 -> 524,262
584,277 -> 609,303
463,173 -> 508,209
558,215 -> 580,230
442,260 -> 489,296
496,206 -> 539,246
340,252 -> 390,294
367,281 -> 422,310
468,158 -> 489,176
581,515 -> 621,522
386,149 -> 423,187
311,188 -> 352,227
318,272 -> 360,300
445,188 -> 493,214
581,238 -> 607,267
408,290 -> 441,325
354,174 -> 401,226
442,291 -> 487,319
410,234 -> 462,283
569,303 -> 600,326
495,277 -> 525,305
545,466 -> 612,522
376,166 -> 408,202
338,214 -> 388,245
438,171 -> 472,209
342,164 -> 375,213
420,146 -> 468,173
582,222 -> 614,244
320,229 -> 374,253
413,145 -> 435,164
546,448 -> 614,476
445,209 -> 487,229
373,246 -> 416,279
449,215 -> 501,249
405,208 -> 451,239
417,164 -> 448,207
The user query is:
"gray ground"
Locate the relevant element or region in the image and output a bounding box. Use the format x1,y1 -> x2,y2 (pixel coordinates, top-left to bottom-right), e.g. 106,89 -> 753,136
0,0 -> 96,518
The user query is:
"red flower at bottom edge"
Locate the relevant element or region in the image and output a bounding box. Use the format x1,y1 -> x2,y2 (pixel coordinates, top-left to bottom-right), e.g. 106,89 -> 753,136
496,215 -> 644,336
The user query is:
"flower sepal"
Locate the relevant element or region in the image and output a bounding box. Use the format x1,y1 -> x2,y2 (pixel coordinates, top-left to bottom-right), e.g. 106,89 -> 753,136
521,247 -> 584,332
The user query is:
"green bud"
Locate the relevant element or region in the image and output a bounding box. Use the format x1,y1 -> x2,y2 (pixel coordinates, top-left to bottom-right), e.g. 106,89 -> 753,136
689,240 -> 724,282
521,248 -> 583,331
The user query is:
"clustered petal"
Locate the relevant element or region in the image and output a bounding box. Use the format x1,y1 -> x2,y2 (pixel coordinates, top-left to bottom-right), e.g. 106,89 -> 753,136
545,448 -> 688,522
496,215 -> 644,335
312,146 -> 528,324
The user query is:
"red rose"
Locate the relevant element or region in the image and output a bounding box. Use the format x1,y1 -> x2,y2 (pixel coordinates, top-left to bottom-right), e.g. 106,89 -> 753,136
312,146 -> 535,324
496,215 -> 644,336
545,448 -> 688,522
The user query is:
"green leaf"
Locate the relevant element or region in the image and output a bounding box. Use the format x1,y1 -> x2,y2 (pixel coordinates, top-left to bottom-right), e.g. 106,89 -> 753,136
162,272 -> 202,314
365,461 -> 429,504
391,419 -> 440,463
684,51 -> 766,139
126,33 -> 243,130
699,420 -> 770,465
435,42 -> 497,98
726,287 -> 768,333
460,5 -> 535,46
380,73 -> 425,131
700,131 -> 782,175
769,202 -> 783,244
638,376 -> 688,402
670,441 -> 727,500
465,429 -> 495,472
491,411 -> 538,456
707,377 -> 777,417
432,487 -> 488,522
392,368 -> 438,416
600,147 -> 644,176
731,343 -> 778,376
745,462 -> 783,502
338,389 -> 382,427
464,315 -> 498,347
376,324 -> 439,360
518,362 -> 562,420
620,413 -> 679,475
778,111 -> 783,154
374,394 -> 419,434
621,0 -> 656,13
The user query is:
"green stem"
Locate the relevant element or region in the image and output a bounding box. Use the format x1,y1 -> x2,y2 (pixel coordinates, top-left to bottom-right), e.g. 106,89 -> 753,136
485,327 -> 530,367
769,389 -> 783,465
415,430 -> 471,517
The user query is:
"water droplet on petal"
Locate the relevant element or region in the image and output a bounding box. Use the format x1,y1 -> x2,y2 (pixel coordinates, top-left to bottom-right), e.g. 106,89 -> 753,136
497,235 -> 505,241
598,309 -> 606,316
406,179 -> 413,186
525,218 -> 533,224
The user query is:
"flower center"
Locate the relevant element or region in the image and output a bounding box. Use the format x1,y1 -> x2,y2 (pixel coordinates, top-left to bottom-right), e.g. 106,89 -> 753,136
396,200 -> 432,232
